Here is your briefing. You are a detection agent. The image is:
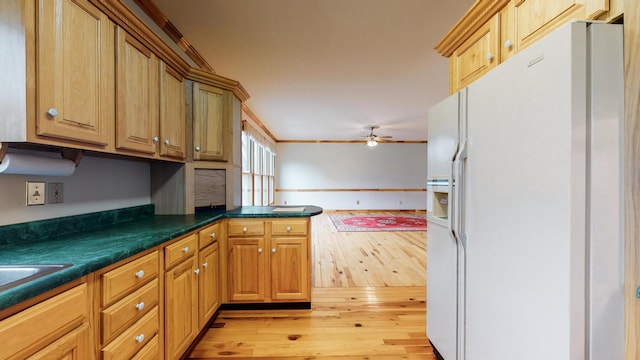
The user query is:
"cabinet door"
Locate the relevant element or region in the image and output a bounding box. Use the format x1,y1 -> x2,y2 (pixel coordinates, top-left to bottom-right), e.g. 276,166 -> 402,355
27,324 -> 89,360
115,27 -> 159,155
270,237 -> 309,301
165,257 -> 198,360
199,242 -> 220,328
515,0 -> 585,50
159,61 -> 186,160
499,1 -> 516,62
227,238 -> 265,302
450,14 -> 499,92
193,83 -> 229,161
37,0 -> 114,147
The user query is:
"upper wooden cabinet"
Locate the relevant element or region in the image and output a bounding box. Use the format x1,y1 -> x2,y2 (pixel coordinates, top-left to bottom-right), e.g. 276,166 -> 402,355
115,27 -> 160,155
192,83 -> 231,162
159,62 -> 187,160
437,0 -> 623,93
36,0 -> 115,148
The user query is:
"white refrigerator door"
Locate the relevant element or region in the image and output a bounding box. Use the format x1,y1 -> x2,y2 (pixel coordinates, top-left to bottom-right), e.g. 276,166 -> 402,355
464,22 -> 589,360
426,92 -> 461,360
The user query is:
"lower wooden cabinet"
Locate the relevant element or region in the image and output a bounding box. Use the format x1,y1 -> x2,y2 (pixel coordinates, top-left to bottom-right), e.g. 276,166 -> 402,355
0,283 -> 89,359
198,241 -> 220,327
226,218 -> 311,303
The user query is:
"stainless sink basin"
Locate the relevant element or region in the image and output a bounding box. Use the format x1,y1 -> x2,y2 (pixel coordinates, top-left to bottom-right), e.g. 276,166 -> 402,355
0,264 -> 72,291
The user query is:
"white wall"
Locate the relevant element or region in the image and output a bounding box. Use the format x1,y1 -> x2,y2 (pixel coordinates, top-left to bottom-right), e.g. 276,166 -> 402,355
276,143 -> 427,210
0,150 -> 151,226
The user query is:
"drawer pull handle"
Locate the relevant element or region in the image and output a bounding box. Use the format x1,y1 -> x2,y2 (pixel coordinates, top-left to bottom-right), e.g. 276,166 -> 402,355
194,268 -> 200,275
195,146 -> 201,151
271,248 -> 276,253
152,136 -> 159,143
202,262 -> 209,268
242,227 -> 248,232
164,139 -> 170,145
286,226 -> 292,232
135,301 -> 145,311
504,39 -> 513,49
210,232 -> 216,238
135,334 -> 145,343
182,246 -> 189,253
47,108 -> 59,117
258,248 -> 263,253
134,270 -> 145,279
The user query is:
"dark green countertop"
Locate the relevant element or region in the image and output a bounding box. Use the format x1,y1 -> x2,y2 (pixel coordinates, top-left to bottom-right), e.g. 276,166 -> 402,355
0,205 -> 322,311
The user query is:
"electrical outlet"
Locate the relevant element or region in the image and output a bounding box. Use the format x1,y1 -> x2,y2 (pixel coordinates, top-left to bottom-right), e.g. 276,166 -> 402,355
356,200 -> 360,205
48,182 -> 63,204
26,181 -> 46,206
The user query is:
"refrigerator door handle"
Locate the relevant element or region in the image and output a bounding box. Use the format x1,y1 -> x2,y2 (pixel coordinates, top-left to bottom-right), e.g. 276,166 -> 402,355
448,157 -> 456,240
453,139 -> 468,248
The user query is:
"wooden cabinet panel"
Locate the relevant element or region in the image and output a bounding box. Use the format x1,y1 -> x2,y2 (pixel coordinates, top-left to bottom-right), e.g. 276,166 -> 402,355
101,251 -> 158,307
199,222 -> 220,249
159,61 -> 186,160
165,234 -> 198,269
193,83 -> 229,161
101,307 -> 159,360
199,242 -> 220,328
27,323 -> 89,360
165,256 -> 198,360
101,279 -> 159,344
227,220 -> 265,236
130,334 -> 159,360
270,237 -> 309,301
271,219 -> 308,236
450,14 -> 499,92
515,0 -> 586,49
227,238 -> 266,302
115,27 -> 159,154
36,0 -> 114,147
0,284 -> 88,359
499,1 -> 516,62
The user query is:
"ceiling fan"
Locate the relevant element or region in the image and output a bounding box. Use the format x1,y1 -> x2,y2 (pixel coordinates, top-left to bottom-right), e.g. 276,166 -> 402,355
363,125 -> 392,147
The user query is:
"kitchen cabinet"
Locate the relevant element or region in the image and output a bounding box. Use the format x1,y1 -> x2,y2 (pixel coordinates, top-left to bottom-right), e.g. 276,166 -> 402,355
192,83 -> 231,162
198,223 -> 221,328
159,61 -> 187,160
115,27 -> 160,155
99,251 -> 160,360
164,234 -> 199,360
0,283 -> 90,359
438,0 -> 623,93
36,0 -> 115,148
225,218 -> 311,303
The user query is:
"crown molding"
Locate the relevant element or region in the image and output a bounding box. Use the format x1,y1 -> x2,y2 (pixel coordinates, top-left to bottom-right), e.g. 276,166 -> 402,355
434,0 -> 510,57
242,104 -> 278,142
188,68 -> 250,102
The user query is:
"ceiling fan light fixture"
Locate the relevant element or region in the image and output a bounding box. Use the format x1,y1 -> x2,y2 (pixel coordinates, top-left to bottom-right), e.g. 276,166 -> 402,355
366,139 -> 378,147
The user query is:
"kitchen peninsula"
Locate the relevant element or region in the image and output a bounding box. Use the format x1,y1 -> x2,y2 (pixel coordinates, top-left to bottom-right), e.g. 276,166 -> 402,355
0,204 -> 322,359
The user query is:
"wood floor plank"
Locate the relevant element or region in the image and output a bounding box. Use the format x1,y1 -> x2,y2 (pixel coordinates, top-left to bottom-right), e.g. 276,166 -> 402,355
188,211 -> 433,360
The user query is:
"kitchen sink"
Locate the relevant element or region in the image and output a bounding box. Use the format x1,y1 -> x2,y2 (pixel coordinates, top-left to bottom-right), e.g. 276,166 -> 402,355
0,264 -> 72,291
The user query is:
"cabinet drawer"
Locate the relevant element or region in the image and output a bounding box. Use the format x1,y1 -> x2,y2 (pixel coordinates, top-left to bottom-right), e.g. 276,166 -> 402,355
131,334 -> 159,360
102,251 -> 158,307
271,219 -> 308,236
199,221 -> 220,249
101,306 -> 159,360
101,279 -> 159,344
165,234 -> 198,269
0,284 -> 87,360
227,220 -> 265,236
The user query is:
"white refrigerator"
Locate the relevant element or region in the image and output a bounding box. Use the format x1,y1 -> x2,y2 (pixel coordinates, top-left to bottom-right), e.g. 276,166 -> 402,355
426,22 -> 624,360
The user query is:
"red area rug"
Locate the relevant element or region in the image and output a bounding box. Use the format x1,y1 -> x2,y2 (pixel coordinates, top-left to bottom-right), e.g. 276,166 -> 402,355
329,214 -> 427,232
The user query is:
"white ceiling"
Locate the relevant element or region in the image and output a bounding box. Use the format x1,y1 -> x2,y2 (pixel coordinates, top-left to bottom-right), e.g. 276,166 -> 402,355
152,0 -> 474,141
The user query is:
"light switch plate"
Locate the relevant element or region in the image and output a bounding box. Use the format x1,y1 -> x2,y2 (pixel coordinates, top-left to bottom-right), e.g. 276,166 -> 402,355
26,181 -> 46,206
48,182 -> 63,204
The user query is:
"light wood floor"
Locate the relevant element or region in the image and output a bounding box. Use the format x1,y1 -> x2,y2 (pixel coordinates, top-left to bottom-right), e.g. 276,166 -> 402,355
188,210 -> 433,359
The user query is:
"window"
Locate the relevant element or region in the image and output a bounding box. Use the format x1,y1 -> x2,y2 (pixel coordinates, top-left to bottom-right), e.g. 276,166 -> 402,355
241,123 -> 276,206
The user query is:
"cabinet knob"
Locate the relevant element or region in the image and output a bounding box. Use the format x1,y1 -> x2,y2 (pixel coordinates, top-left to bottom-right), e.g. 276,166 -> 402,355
202,262 -> 208,268
210,232 -> 216,238
286,226 -> 292,232
195,146 -> 201,151
242,227 -> 248,233
152,136 -> 159,143
194,268 -> 200,275
134,270 -> 145,279
182,246 -> 189,253
486,53 -> 494,61
258,248 -> 263,253
271,248 -> 276,253
46,108 -> 59,117
164,139 -> 170,145
135,334 -> 145,343
504,39 -> 513,49
135,301 -> 145,311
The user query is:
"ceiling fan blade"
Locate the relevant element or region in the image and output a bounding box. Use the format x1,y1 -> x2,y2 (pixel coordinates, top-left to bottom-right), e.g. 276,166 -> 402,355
379,135 -> 393,139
